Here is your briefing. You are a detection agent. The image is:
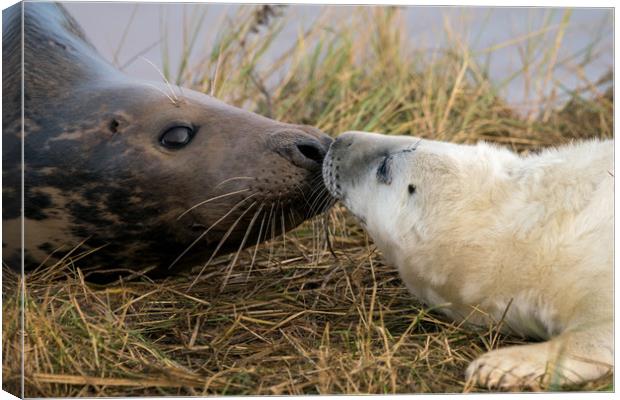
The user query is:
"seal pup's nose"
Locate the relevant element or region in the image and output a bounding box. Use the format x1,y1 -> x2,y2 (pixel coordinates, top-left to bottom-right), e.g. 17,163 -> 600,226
331,134 -> 354,150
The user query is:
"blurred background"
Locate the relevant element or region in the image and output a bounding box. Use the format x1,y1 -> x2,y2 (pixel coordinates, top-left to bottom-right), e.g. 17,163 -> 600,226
64,3 -> 613,115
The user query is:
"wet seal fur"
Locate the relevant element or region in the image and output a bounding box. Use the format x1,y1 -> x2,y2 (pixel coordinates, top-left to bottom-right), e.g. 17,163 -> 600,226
323,131 -> 613,390
2,3 -> 333,280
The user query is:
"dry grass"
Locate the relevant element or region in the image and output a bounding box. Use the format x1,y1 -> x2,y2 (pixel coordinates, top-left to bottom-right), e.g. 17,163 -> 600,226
2,209 -> 614,396
2,5 -> 613,396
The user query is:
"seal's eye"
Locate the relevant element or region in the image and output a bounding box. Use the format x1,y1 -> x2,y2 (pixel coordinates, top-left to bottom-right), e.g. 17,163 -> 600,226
160,126 -> 194,149
408,184 -> 416,195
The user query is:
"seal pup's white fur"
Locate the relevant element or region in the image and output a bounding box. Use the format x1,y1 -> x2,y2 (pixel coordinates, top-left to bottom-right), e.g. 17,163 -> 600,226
323,131 -> 613,390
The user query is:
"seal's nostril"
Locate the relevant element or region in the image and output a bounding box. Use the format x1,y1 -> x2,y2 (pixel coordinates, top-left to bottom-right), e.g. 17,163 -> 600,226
270,128 -> 330,169
297,143 -> 325,163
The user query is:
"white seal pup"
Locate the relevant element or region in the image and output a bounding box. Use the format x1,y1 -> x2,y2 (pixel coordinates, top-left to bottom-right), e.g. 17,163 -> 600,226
322,131 -> 613,390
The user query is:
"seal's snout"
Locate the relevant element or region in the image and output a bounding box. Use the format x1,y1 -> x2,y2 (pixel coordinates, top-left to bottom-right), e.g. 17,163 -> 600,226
295,140 -> 327,164
270,129 -> 332,170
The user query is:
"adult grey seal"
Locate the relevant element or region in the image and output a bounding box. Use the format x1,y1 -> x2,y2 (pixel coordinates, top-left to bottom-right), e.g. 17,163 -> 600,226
2,3 -> 333,280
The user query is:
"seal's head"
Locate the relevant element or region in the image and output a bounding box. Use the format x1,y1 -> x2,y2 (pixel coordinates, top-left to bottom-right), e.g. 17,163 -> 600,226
322,131 -> 515,261
2,3 -> 334,278
48,81 -> 334,273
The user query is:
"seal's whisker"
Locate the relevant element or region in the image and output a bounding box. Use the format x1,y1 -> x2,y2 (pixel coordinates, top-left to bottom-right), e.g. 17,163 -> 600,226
177,83 -> 185,99
310,171 -> 327,187
290,182 -> 311,208
309,170 -> 327,188
276,200 -> 284,247
272,200 -> 283,247
177,188 -> 251,220
189,200 -> 259,289
221,203 -> 265,289
306,175 -> 332,211
140,56 -> 179,102
266,202 -> 277,265
323,204 -> 338,259
307,190 -> 325,212
318,210 -> 327,248
308,189 -> 325,216
308,185 -> 331,215
279,207 -> 287,247
170,193 -> 258,271
309,171 -> 326,185
262,202 -> 275,253
288,206 -> 309,255
316,189 -> 334,214
308,186 -> 327,209
292,174 -> 327,215
143,82 -> 178,104
215,176 -> 256,190
305,181 -> 324,208
270,200 -> 280,242
287,208 -> 297,237
306,173 -> 326,197
283,177 -> 311,209
247,209 -> 268,280
310,193 -> 337,255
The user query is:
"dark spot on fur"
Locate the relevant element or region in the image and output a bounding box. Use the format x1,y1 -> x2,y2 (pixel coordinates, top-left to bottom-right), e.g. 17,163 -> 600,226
408,184 -> 416,194
25,191 -> 53,220
68,201 -> 113,227
38,242 -> 54,253
71,225 -> 91,239
377,155 -> 392,184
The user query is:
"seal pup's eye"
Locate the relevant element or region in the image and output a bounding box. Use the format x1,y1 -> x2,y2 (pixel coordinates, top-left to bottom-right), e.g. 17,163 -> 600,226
408,184 -> 416,194
160,126 -> 194,149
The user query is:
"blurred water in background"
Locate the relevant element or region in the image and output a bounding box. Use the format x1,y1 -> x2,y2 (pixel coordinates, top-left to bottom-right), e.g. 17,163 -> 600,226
63,2 -> 613,113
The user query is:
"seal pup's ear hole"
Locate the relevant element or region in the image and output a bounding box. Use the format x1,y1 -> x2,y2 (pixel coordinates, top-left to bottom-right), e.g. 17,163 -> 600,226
408,184 -> 416,194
